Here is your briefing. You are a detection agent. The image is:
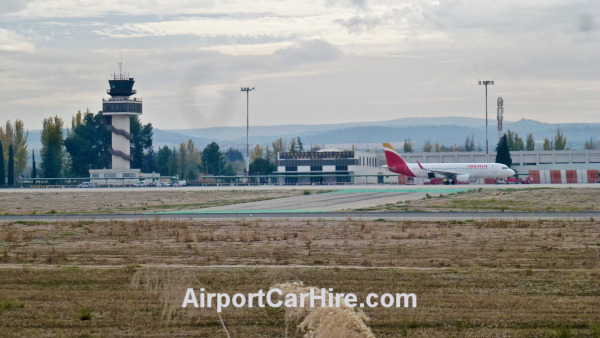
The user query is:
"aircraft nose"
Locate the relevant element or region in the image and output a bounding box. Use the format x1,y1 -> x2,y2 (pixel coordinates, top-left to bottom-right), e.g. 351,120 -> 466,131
509,169 -> 516,176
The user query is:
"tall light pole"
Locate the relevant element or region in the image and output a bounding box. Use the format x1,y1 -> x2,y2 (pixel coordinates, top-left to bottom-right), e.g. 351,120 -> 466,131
241,87 -> 254,176
479,80 -> 494,155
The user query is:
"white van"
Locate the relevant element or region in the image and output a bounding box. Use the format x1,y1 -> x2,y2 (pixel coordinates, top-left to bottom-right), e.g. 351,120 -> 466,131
174,180 -> 187,187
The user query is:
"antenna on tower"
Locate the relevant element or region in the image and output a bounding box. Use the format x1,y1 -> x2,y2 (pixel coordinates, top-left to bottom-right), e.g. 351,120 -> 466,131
118,53 -> 123,79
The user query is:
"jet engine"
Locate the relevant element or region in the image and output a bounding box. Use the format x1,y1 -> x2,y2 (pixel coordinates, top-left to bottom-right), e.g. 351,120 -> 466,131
456,174 -> 470,183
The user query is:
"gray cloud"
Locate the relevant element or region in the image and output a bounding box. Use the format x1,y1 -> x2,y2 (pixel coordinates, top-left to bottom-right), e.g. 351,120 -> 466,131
335,15 -> 382,34
0,0 -> 598,131
274,40 -> 341,66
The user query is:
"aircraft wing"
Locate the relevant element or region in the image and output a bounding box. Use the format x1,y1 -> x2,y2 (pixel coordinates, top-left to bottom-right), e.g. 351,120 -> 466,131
417,161 -> 459,179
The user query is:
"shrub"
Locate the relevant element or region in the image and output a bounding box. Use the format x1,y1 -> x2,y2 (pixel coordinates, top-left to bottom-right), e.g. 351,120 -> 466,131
77,307 -> 93,320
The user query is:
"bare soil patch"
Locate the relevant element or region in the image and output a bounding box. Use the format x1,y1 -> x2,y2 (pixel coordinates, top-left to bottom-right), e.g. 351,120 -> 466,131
367,187 -> 600,212
0,190 -> 302,214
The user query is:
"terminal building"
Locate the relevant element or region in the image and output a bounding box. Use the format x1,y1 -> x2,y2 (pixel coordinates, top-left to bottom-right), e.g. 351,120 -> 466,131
276,149 -> 390,184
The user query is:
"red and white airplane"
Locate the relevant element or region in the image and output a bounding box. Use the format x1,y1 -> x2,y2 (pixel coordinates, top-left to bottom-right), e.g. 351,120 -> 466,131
382,142 -> 515,185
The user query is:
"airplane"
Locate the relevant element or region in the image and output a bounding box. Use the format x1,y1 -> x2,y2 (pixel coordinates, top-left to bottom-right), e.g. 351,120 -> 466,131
382,142 -> 515,185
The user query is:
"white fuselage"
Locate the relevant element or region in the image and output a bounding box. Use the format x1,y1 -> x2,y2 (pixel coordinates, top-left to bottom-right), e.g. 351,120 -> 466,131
404,162 -> 513,179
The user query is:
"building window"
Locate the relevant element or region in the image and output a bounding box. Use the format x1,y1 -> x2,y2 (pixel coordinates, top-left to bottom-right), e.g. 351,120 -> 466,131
335,165 -> 348,171
310,165 -> 323,172
285,166 -> 297,172
104,173 -> 117,178
91,173 -> 100,178
122,173 -> 136,178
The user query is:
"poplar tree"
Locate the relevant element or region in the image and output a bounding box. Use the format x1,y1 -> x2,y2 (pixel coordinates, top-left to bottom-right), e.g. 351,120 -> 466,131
40,116 -> 65,178
403,139 -> 413,153
32,150 -> 37,178
423,139 -> 433,152
554,128 -> 566,150
525,133 -> 535,151
7,144 -> 14,185
0,140 -> 4,186
0,120 -> 29,177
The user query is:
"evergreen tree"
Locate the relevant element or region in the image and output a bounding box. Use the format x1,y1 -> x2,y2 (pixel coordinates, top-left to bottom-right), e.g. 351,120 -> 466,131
0,140 -> 4,186
32,149 -> 37,178
543,138 -> 552,150
526,133 -> 535,151
289,138 -> 297,152
64,111 -> 111,176
495,134 -> 512,168
249,158 -> 276,175
297,137 -> 304,152
7,144 -> 14,185
130,116 -> 154,172
202,142 -> 227,176
40,116 -> 65,178
155,146 -> 173,176
224,148 -> 244,162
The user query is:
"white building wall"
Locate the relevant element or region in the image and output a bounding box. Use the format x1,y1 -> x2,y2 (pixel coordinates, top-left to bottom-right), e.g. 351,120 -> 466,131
111,115 -> 131,170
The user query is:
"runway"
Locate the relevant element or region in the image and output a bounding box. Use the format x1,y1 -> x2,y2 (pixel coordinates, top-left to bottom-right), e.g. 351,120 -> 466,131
0,211 -> 598,222
194,188 -> 470,212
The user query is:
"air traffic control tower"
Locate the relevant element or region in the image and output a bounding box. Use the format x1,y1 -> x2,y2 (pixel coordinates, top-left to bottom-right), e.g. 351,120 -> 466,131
90,65 -> 159,185
102,67 -> 142,170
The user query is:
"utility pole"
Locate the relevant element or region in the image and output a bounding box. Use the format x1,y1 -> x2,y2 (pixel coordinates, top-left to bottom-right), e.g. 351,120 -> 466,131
479,80 -> 494,155
240,87 -> 255,176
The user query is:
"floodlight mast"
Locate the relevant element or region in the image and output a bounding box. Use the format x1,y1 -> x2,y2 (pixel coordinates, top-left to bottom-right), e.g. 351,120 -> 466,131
479,80 -> 494,155
241,87 -> 255,177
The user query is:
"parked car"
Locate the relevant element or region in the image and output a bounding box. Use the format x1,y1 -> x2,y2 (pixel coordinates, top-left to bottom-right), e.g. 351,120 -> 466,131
78,182 -> 92,188
173,180 -> 187,187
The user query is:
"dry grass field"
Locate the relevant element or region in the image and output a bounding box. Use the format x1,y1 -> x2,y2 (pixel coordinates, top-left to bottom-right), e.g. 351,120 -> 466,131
0,190 -> 302,214
365,187 -> 600,212
1,217 -> 599,336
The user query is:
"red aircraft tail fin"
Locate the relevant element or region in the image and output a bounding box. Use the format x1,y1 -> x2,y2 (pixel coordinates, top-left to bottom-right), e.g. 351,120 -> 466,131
382,143 -> 415,177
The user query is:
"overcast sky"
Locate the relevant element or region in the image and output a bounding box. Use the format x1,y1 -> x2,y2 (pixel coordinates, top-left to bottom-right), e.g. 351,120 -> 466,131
1,0 -> 598,130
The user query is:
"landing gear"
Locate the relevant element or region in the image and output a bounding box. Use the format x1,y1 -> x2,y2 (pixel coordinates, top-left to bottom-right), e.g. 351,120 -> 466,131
450,180 -> 456,185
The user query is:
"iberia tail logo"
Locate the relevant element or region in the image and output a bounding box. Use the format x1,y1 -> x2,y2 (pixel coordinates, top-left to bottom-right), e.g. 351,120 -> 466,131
382,143 -> 416,177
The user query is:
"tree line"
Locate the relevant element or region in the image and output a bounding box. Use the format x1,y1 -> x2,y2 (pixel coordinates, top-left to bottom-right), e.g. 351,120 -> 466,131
1,113 -> 598,185
400,128 -> 580,153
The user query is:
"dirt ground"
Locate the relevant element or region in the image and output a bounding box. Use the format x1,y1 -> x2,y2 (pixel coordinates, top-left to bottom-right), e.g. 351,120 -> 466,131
1,218 -> 599,336
367,187 -> 600,212
0,190 -> 302,214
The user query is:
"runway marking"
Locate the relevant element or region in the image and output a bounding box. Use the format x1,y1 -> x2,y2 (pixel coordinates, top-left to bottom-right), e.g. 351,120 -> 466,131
327,188 -> 470,194
156,209 -> 330,214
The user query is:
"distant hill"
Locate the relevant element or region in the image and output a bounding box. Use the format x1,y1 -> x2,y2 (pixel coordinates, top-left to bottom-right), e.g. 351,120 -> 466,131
25,117 -> 600,153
